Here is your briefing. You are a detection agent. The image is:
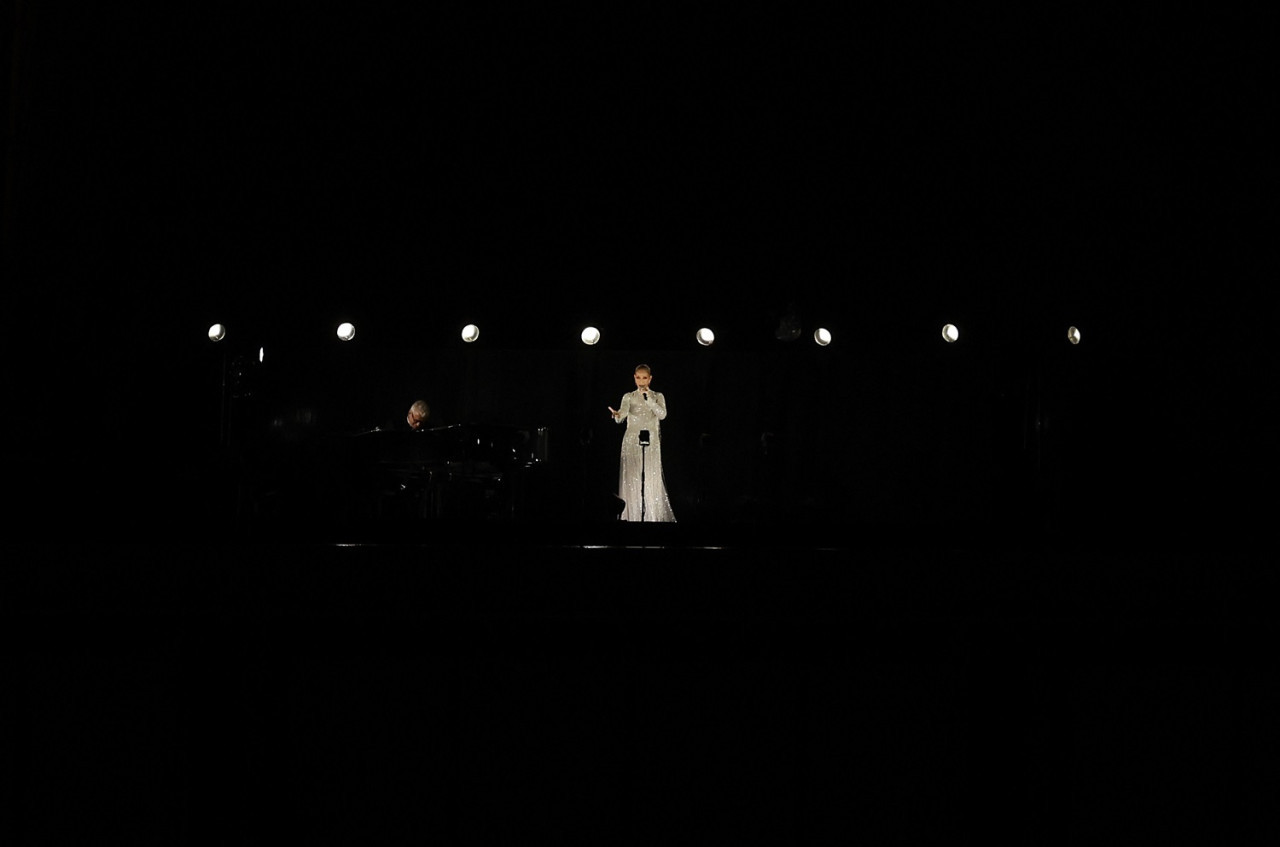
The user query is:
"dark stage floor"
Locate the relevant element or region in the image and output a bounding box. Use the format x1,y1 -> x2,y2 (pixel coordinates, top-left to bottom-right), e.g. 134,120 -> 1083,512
6,515 -> 1274,843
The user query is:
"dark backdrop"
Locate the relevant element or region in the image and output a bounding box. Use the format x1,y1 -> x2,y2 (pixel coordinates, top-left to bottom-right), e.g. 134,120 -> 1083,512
1,4 -> 1256,541
4,7 -> 1272,844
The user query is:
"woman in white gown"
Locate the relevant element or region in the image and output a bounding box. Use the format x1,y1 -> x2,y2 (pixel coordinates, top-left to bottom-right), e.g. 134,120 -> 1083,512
607,364 -> 677,522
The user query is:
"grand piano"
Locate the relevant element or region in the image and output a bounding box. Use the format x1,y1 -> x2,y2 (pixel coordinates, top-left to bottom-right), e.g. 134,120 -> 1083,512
237,422 -> 551,529
345,423 -> 549,523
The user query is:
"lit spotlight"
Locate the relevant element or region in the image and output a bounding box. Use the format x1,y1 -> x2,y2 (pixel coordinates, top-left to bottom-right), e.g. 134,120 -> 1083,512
581,326 -> 601,346
813,327 -> 832,346
1067,326 -> 1081,345
942,324 -> 959,343
462,324 -> 480,343
258,346 -> 265,363
336,322 -> 356,342
696,328 -> 715,347
208,323 -> 226,342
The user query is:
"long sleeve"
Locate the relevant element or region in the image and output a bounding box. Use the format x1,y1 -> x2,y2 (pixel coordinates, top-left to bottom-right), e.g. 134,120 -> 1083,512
650,391 -> 667,421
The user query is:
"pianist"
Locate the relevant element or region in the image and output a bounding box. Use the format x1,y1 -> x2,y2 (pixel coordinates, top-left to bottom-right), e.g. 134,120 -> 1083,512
368,399 -> 434,433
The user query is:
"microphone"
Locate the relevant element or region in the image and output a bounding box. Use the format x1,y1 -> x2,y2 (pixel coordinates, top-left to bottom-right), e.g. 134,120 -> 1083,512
643,392 -> 648,401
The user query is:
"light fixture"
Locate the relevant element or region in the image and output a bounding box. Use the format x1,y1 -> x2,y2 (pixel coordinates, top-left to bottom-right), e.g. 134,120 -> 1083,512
696,327 -> 715,347
581,326 -> 601,346
942,324 -> 959,343
462,324 -> 480,343
813,328 -> 832,346
336,322 -> 356,342
1067,326 -> 1081,345
207,323 -> 226,342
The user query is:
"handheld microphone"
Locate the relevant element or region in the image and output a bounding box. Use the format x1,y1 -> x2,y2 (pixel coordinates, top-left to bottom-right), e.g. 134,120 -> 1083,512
643,392 -> 648,401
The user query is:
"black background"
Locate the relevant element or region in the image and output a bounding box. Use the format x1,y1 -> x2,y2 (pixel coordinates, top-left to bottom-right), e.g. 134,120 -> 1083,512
3,4 -> 1271,842
4,3 -> 1236,537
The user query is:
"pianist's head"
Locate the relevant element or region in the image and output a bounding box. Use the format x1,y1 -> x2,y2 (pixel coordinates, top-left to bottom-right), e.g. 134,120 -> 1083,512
407,400 -> 430,429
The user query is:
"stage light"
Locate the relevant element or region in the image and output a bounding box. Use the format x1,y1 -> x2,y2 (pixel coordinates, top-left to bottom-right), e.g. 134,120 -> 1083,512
1067,326 -> 1081,345
581,326 -> 601,346
813,328 -> 832,346
258,347 -> 265,363
462,324 -> 480,343
696,328 -> 715,347
942,324 -> 959,343
207,323 -> 226,342
336,322 -> 356,342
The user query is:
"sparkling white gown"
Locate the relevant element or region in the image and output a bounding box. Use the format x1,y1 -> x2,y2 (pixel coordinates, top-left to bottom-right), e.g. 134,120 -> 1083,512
613,389 -> 677,522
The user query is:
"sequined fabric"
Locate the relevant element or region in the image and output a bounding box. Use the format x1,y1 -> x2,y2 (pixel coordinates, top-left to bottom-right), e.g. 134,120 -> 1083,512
612,389 -> 677,522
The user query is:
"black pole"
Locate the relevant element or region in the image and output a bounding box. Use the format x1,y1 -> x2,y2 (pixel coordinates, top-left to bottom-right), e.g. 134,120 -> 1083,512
639,429 -> 650,521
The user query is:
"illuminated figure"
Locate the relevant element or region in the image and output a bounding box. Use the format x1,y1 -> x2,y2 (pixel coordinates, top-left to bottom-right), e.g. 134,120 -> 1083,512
608,364 -> 676,522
